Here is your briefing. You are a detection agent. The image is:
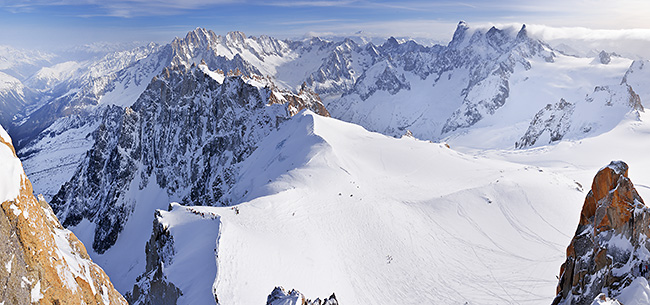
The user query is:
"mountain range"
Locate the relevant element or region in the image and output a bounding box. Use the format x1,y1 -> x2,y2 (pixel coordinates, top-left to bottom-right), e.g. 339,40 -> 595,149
3,21 -> 650,304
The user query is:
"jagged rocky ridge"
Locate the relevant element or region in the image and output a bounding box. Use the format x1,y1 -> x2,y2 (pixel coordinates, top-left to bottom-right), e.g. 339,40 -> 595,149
9,23 -> 649,158
515,98 -> 574,148
49,63 -> 328,254
13,22 -> 552,153
16,29 -> 292,203
10,43 -> 162,148
553,161 -> 650,305
327,22 -> 559,140
440,23 -> 555,134
0,124 -> 126,304
126,205 -> 184,305
12,29 -> 277,149
266,286 -> 338,305
126,202 -> 222,305
516,78 -> 643,148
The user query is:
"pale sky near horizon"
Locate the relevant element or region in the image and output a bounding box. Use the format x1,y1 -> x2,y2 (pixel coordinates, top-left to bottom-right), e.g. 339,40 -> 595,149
1,0 -> 650,50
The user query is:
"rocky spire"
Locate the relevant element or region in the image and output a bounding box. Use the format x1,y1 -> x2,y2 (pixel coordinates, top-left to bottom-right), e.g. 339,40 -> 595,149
515,24 -> 528,41
448,20 -> 470,49
553,161 -> 650,305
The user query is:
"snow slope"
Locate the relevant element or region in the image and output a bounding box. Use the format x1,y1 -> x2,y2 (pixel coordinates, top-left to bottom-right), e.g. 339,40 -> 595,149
475,110 -> 650,205
137,111 -> 585,304
447,51 -> 634,149
18,114 -> 100,201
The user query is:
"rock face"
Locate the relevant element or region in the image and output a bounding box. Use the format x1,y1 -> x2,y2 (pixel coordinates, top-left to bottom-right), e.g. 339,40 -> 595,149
0,125 -> 126,304
326,22 -> 558,140
552,161 -> 650,305
515,98 -> 575,148
598,51 -> 612,65
516,80 -> 643,149
351,60 -> 411,101
126,202 -> 221,305
266,286 -> 338,305
441,23 -> 554,134
50,63 -> 329,254
126,208 -> 182,305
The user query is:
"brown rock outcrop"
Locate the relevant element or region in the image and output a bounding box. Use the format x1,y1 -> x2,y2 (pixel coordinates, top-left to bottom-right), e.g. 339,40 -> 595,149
552,161 -> 650,305
265,79 -> 331,117
0,127 -> 127,304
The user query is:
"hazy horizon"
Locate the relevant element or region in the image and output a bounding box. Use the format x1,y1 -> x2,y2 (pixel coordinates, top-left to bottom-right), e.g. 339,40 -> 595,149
2,0 -> 650,52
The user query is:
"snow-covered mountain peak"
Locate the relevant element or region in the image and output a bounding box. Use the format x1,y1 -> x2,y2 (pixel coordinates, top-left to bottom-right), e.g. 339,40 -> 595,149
225,30 -> 248,46
0,71 -> 24,92
515,24 -> 529,40
447,21 -> 548,60
49,61 -> 329,257
515,76 -> 642,149
0,45 -> 56,82
169,28 -> 295,78
187,27 -> 216,43
448,20 -> 470,49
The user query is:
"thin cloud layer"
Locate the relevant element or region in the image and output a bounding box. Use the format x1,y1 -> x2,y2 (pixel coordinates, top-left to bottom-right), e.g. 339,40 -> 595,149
0,0 -> 235,17
1,0 -> 650,53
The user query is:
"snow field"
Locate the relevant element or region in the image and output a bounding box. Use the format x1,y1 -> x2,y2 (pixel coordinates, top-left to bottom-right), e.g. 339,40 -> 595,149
148,112 -> 586,304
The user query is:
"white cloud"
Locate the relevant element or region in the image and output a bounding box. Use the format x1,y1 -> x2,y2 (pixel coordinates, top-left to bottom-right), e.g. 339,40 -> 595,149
265,0 -> 357,7
278,19 -> 459,44
526,25 -> 650,42
0,0 -> 236,17
525,24 -> 650,59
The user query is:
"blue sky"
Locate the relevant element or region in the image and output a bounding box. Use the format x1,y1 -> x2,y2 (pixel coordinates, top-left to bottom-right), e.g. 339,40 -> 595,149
1,0 -> 650,49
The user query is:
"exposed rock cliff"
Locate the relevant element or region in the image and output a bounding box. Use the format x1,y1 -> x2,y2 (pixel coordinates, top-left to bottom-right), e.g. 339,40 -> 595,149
127,202 -> 221,305
441,23 -> 555,134
0,125 -> 126,304
126,208 -> 183,305
517,80 -> 643,149
50,63 -> 329,254
266,286 -> 338,305
553,161 -> 650,305
515,98 -> 574,148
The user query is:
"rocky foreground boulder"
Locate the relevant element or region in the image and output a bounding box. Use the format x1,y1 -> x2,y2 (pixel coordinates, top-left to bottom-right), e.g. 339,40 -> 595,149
0,125 -> 126,304
553,161 -> 650,305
